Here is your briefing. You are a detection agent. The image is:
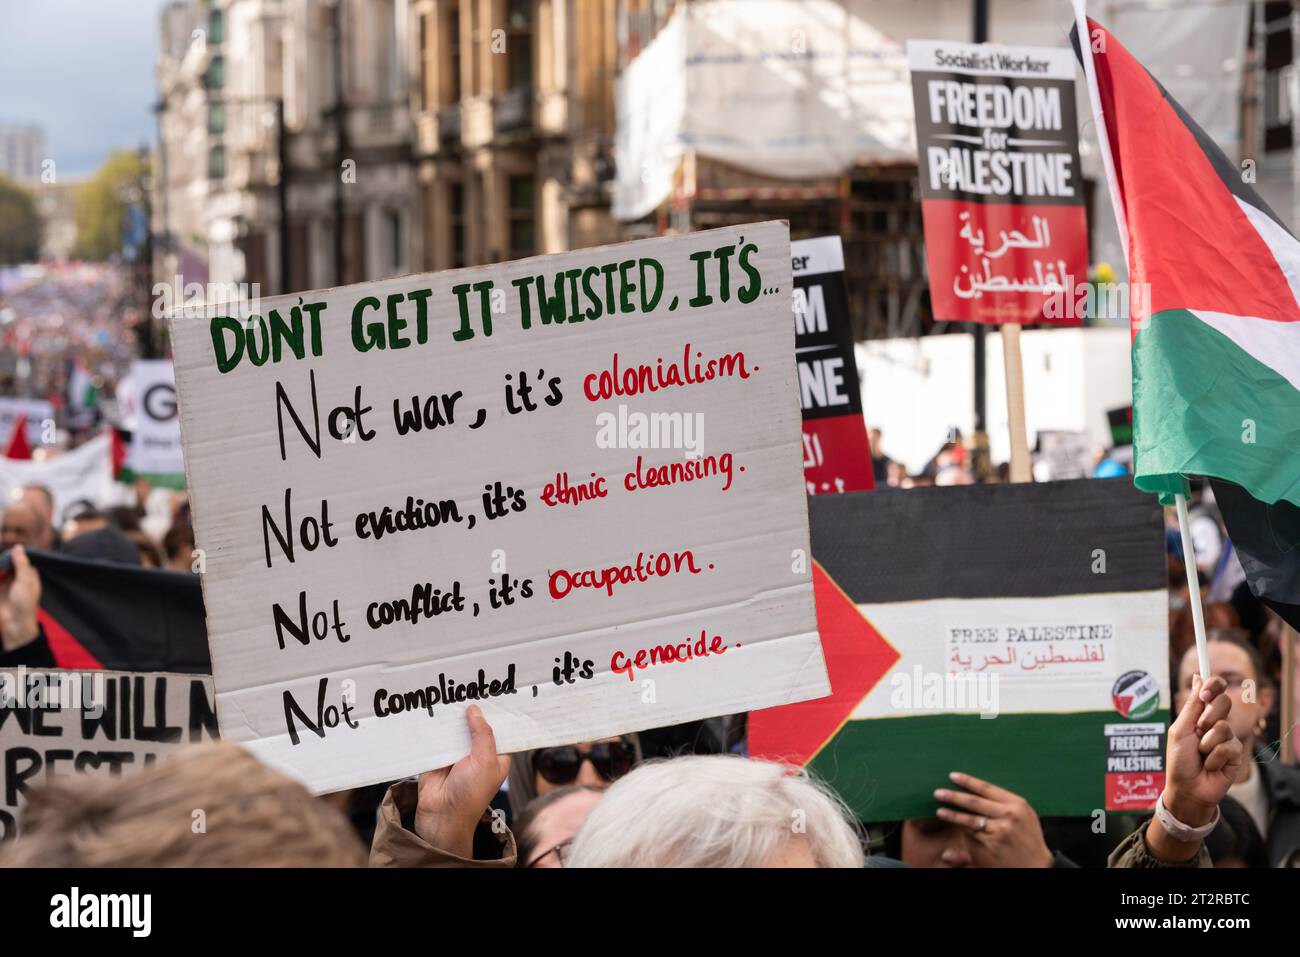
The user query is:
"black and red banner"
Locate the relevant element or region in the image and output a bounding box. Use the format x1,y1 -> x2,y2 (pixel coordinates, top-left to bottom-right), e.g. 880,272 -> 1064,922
0,548 -> 209,673
791,236 -> 874,494
908,40 -> 1088,325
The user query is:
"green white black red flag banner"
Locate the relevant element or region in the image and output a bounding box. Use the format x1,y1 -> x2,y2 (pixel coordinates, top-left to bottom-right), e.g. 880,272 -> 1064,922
750,478 -> 1169,820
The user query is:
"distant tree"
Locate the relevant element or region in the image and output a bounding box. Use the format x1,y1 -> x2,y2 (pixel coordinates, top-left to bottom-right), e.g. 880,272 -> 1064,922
71,150 -> 148,261
0,174 -> 42,264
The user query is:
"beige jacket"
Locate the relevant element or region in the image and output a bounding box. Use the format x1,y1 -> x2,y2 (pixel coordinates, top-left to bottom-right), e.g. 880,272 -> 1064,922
368,780 -> 517,868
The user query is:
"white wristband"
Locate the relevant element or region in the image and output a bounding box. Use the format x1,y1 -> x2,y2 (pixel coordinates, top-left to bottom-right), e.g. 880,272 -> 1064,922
1154,793 -> 1219,843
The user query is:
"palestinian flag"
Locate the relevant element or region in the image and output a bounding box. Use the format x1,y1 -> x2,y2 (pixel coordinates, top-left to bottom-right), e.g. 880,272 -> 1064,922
65,361 -> 99,430
1080,20 -> 1300,629
0,548 -> 209,673
749,479 -> 1169,820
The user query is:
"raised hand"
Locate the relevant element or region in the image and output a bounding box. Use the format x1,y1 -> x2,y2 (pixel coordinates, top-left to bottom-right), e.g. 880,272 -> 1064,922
0,545 -> 41,652
1146,673 -> 1243,863
413,704 -> 512,859
935,771 -> 1055,868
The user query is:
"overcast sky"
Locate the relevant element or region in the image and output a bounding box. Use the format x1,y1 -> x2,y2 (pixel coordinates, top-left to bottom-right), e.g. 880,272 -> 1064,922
0,0 -> 173,178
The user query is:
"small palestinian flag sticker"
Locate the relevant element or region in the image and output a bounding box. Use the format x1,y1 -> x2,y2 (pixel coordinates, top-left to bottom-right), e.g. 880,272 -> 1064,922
1112,670 -> 1159,720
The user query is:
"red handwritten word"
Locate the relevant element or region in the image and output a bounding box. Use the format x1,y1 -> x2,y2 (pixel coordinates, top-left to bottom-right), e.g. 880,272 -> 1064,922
611,630 -> 728,682
582,342 -> 751,401
549,549 -> 703,599
540,471 -> 608,507
624,452 -> 736,493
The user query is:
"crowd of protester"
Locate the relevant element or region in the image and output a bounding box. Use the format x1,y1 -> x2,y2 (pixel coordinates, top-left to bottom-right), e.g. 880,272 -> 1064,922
0,419 -> 1294,868
1,479 -> 195,572
0,263 -> 140,433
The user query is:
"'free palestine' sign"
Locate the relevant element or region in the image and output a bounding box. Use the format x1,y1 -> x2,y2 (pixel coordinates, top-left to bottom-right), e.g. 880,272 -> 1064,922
170,222 -> 827,793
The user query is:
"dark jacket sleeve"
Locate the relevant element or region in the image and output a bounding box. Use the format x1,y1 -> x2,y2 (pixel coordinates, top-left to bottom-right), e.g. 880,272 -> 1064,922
1108,818 -> 1212,868
0,627 -> 56,668
369,779 -> 517,868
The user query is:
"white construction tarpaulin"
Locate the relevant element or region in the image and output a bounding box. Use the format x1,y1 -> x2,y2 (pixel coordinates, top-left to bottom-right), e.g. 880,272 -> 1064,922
614,0 -> 914,220
614,0 -> 1249,225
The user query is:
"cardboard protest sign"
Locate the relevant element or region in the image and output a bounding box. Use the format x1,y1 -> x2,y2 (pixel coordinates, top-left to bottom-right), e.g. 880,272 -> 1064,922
118,360 -> 187,489
170,221 -> 826,794
908,40 -> 1087,324
0,669 -> 218,838
750,478 -> 1168,820
791,237 -> 874,494
1107,404 -> 1134,447
1035,429 -> 1093,481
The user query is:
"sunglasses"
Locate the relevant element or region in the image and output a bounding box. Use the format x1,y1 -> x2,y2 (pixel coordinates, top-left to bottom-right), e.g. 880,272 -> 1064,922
534,741 -> 636,786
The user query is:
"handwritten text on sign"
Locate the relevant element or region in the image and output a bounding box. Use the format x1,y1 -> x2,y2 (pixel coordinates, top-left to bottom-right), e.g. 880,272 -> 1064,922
170,222 -> 826,793
0,669 -> 217,838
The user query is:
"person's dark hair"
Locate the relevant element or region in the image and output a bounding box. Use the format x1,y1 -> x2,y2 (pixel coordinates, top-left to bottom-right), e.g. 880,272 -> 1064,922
162,522 -> 195,563
513,785 -> 602,868
60,499 -> 101,526
105,505 -> 143,533
60,526 -> 142,566
877,820 -> 904,861
124,529 -> 165,568
1205,628 -> 1272,689
1205,796 -> 1267,867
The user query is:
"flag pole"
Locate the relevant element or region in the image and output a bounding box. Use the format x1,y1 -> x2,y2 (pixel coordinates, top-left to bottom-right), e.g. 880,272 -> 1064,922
1175,492 -> 1211,678
1002,324 -> 1032,482
1070,0 -> 1127,262
1071,0 -> 1209,678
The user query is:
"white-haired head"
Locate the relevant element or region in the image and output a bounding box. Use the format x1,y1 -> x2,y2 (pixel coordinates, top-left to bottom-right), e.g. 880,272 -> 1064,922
564,755 -> 864,868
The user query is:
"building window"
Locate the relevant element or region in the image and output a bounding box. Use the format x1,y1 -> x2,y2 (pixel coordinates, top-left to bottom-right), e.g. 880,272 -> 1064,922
207,9 -> 224,46
207,103 -> 226,135
385,209 -> 402,274
446,7 -> 461,104
205,55 -> 224,90
377,0 -> 399,101
208,145 -> 227,180
506,0 -> 533,91
508,174 -> 535,258
418,13 -> 435,112
450,182 -> 466,268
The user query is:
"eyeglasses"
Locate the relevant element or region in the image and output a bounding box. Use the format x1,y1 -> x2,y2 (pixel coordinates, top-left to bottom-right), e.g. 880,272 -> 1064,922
1180,672 -> 1252,692
525,837 -> 574,868
534,740 -> 636,786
